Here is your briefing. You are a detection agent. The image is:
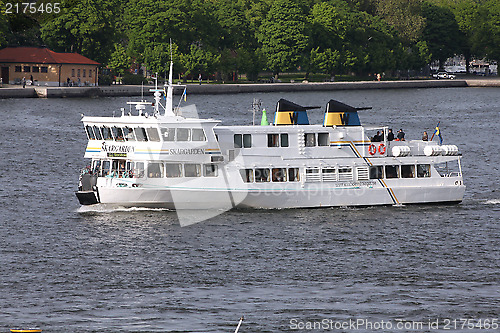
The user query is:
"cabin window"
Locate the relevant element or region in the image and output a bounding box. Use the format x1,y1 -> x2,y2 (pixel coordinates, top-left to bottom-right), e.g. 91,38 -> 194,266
357,167 -> 369,180
318,133 -> 329,146
211,155 -> 224,163
272,168 -> 287,182
280,134 -> 289,147
93,125 -> 102,140
101,160 -> 111,177
112,126 -> 125,141
101,126 -> 113,140
165,163 -> 182,178
23,66 -> 30,72
305,133 -> 316,147
369,166 -> 384,179
385,165 -> 400,179
134,162 -> 145,178
124,127 -> 135,141
134,127 -> 148,141
234,134 -> 242,148
243,134 -> 252,148
85,125 -> 96,140
15,66 -> 21,72
146,128 -> 160,142
111,160 -> 127,177
185,164 -> 201,177
41,67 -> 48,73
288,168 -> 300,181
161,128 -> 175,141
125,162 -> 135,177
147,162 -> 163,178
192,128 -> 206,141
417,164 -> 431,178
322,168 -> 336,181
255,168 -> 270,182
338,167 -> 353,181
240,169 -> 254,183
177,128 -> 190,141
32,66 -> 39,73
305,168 -> 320,182
401,165 -> 415,178
267,134 -> 279,147
92,160 -> 101,175
204,164 -> 218,177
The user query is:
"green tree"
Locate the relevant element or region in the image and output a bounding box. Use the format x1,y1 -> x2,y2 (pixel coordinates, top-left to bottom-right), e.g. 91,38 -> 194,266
108,43 -> 131,75
472,0 -> 500,62
180,44 -> 220,79
421,2 -> 462,67
257,0 -> 309,76
375,0 -> 425,45
41,0 -> 119,64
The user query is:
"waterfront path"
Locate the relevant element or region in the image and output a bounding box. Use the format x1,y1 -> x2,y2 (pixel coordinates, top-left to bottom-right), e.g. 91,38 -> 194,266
0,78 -> 498,99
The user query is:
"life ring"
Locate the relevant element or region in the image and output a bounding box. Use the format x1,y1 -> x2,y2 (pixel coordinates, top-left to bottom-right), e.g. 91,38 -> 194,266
378,143 -> 386,154
368,144 -> 377,155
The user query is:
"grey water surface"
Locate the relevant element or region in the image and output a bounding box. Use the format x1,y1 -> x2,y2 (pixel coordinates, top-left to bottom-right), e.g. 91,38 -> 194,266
0,87 -> 499,332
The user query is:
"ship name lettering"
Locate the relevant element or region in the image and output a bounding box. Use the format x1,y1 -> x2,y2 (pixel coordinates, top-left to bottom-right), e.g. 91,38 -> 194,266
169,148 -> 205,155
101,142 -> 135,153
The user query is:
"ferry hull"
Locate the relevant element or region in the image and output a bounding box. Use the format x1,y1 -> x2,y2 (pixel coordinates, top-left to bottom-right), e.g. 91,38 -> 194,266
90,184 -> 465,209
75,191 -> 100,205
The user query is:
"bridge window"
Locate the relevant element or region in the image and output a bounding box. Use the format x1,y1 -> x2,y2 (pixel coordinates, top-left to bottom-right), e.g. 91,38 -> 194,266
134,127 -> 148,141
369,166 -> 384,179
165,163 -> 182,178
147,163 -> 163,178
93,125 -> 102,140
192,128 -> 206,141
318,133 -> 329,146
112,126 -> 125,141
280,134 -> 289,147
146,128 -> 160,142
161,128 -> 175,141
124,127 -> 135,141
85,125 -> 96,140
243,134 -> 252,148
288,168 -> 300,181
385,165 -> 400,179
101,126 -> 113,140
234,134 -> 242,148
240,169 -> 254,183
177,128 -> 190,141
417,164 -> 430,178
204,164 -> 218,177
185,164 -> 201,177
255,168 -> 270,182
267,134 -> 279,147
272,168 -> 287,182
305,133 -> 316,147
401,165 -> 415,178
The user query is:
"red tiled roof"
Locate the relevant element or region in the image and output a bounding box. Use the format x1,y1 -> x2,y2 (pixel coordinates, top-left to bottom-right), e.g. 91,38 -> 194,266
0,47 -> 100,65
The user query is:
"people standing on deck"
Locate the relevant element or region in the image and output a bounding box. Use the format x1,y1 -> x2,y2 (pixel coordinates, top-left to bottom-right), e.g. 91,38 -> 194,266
422,131 -> 428,141
397,129 -> 405,141
387,129 -> 394,141
372,131 -> 382,142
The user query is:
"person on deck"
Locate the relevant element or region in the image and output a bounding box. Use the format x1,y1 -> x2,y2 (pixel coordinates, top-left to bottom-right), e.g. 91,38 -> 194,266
422,131 -> 428,141
397,129 -> 405,141
387,129 -> 394,141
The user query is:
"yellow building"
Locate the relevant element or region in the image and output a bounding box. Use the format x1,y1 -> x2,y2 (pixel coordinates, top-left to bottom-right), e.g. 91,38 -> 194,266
0,46 -> 100,87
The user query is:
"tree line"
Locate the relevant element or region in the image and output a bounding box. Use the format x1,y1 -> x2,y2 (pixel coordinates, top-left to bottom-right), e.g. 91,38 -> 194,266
1,0 -> 499,81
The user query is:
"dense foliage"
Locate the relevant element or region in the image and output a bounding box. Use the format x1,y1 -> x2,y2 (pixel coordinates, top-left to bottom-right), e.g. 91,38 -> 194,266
0,0 -> 498,80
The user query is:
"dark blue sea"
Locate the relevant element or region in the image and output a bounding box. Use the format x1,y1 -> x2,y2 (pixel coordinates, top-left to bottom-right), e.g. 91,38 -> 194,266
0,87 -> 499,332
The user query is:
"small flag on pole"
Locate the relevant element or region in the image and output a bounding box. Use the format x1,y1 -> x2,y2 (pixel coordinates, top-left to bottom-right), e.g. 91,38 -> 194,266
431,121 -> 443,145
182,87 -> 187,101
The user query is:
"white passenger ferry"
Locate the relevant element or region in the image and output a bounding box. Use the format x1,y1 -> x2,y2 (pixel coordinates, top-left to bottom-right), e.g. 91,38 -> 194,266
76,62 -> 465,209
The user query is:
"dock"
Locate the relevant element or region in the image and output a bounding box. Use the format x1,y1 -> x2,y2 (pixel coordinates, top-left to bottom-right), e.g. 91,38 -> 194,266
0,78 -> 498,99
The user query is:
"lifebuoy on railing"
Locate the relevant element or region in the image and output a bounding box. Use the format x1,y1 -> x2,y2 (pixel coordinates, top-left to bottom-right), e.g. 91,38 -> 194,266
378,143 -> 386,154
368,144 -> 377,155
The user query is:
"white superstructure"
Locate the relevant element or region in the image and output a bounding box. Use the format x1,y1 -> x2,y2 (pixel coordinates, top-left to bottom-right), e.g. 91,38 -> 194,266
76,62 -> 465,209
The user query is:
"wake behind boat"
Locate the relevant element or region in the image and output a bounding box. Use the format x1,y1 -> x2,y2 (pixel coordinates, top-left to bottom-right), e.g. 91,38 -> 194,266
76,61 -> 465,209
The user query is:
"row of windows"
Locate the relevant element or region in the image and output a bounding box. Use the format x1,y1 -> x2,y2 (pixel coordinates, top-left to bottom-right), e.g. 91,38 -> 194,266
91,160 -> 218,179
86,125 -> 207,143
15,66 -> 48,73
369,164 -> 430,179
233,132 -> 330,148
71,68 -> 93,78
240,168 -> 300,183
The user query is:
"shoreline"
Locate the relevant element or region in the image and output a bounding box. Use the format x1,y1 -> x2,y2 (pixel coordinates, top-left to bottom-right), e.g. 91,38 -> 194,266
0,78 -> 498,99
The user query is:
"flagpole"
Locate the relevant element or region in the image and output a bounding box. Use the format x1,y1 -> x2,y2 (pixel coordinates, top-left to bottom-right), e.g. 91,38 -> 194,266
430,121 -> 440,141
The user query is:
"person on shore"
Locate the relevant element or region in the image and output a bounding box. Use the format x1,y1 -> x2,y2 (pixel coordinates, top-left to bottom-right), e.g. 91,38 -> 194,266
198,73 -> 202,85
422,131 -> 428,141
30,75 -> 33,85
22,77 -> 26,88
67,77 -> 71,86
387,129 -> 394,141
397,129 -> 405,141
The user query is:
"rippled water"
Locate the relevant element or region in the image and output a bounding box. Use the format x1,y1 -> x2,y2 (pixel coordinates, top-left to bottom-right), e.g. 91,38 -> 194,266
0,87 -> 499,332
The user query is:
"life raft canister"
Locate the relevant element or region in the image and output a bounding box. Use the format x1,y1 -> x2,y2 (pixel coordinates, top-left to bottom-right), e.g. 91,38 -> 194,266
378,143 -> 386,154
368,144 -> 377,155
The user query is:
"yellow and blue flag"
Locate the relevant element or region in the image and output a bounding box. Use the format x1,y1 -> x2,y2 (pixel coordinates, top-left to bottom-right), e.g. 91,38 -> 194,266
433,122 -> 443,144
